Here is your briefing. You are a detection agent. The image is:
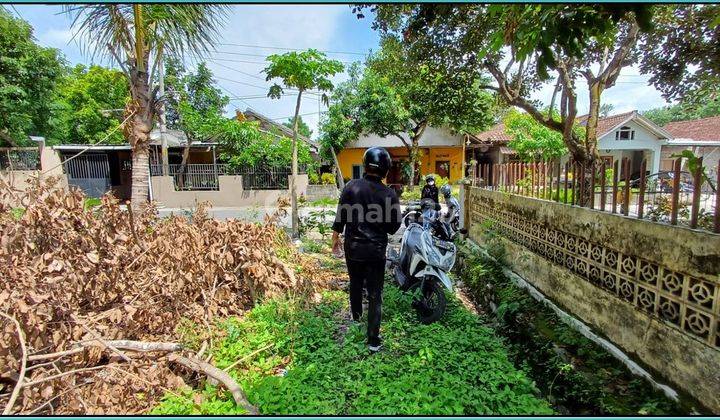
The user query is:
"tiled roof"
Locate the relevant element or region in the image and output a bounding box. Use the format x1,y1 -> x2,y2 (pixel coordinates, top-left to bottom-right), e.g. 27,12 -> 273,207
472,123 -> 511,144
577,110 -> 637,138
663,115 -> 720,141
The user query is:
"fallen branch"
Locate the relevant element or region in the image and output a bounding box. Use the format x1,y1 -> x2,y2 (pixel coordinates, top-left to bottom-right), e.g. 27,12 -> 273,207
72,317 -> 131,363
28,340 -> 183,362
21,365 -> 106,388
169,354 -> 258,414
28,347 -> 84,362
1,311 -> 27,415
223,343 -> 274,372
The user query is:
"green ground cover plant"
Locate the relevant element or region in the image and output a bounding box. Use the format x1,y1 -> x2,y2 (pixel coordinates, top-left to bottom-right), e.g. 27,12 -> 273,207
153,284 -> 552,415
456,245 -> 691,415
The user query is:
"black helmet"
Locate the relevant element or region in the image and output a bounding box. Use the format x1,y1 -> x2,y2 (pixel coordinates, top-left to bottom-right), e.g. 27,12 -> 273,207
440,184 -> 452,198
363,147 -> 391,177
426,175 -> 435,184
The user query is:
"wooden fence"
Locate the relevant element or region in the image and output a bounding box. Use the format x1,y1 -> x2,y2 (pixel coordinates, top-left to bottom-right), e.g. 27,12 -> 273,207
474,157 -> 720,233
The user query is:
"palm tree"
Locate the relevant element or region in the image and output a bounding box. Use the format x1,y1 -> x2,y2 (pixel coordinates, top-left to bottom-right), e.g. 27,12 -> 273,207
66,5 -> 228,208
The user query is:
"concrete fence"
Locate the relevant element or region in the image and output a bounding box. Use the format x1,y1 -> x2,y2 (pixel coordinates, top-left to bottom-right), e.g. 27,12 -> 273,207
464,185 -> 720,412
151,174 -> 309,208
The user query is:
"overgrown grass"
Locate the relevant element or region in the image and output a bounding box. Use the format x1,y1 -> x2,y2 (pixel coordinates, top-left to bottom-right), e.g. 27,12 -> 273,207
153,284 -> 552,415
305,197 -> 339,207
457,245 -> 690,415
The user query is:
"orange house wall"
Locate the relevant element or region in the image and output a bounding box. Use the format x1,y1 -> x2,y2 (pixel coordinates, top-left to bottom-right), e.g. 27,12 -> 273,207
337,146 -> 465,183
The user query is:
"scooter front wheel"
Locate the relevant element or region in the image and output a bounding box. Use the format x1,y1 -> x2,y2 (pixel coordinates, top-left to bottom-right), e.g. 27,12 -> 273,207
408,277 -> 447,324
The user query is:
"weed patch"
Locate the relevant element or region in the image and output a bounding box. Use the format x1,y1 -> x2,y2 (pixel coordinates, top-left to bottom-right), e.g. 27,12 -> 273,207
457,245 -> 690,415
154,285 -> 552,415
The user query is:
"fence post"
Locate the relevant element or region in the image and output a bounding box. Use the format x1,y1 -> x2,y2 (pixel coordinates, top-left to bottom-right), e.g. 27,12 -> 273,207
715,159 -> 720,233
670,157 -> 682,225
600,160 -> 607,211
556,160 -> 562,202
612,159 -> 619,214
623,158 -> 631,216
689,156 -> 703,228
563,162 -> 569,204
590,162 -> 596,209
638,159 -> 647,219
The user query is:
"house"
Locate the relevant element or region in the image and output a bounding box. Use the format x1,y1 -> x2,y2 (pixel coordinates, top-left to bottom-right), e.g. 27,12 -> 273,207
336,126 -> 468,187
660,115 -> 720,174
467,122 -> 518,180
238,108 -> 321,159
472,110 -> 675,179
578,110 -> 673,177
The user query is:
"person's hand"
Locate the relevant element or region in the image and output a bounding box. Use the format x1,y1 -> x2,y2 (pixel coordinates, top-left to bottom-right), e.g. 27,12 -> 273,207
331,231 -> 344,258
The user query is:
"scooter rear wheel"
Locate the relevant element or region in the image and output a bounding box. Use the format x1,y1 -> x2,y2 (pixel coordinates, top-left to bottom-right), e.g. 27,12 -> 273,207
408,278 -> 446,324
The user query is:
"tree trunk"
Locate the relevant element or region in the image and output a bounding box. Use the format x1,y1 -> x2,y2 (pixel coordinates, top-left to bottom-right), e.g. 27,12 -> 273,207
330,147 -> 345,189
290,91 -> 303,238
127,67 -> 153,210
408,120 -> 428,186
130,141 -> 150,208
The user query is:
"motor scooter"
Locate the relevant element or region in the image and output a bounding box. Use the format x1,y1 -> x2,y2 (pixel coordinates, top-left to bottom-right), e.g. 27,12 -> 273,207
388,210 -> 463,324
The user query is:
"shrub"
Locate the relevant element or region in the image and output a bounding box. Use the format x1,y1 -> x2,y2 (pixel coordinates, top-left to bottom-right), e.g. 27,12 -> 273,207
320,172 -> 336,186
308,172 -> 320,185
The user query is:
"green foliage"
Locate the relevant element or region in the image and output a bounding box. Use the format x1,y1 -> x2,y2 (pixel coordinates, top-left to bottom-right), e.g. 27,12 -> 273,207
163,60 -> 230,135
283,116 -> 312,138
83,197 -> 102,211
639,4 -> 720,104
9,207 -> 25,220
53,64 -> 129,145
0,8 -> 66,146
299,208 -> 336,239
307,197 -> 338,207
504,110 -> 570,162
641,101 -> 720,127
185,113 -> 312,168
264,49 -> 344,100
308,172 -> 320,185
320,173 -> 336,185
457,246 -> 685,415
154,286 -> 552,415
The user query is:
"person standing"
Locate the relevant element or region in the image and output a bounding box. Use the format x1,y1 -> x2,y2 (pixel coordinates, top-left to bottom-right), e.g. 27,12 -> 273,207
331,147 -> 401,352
421,175 -> 439,204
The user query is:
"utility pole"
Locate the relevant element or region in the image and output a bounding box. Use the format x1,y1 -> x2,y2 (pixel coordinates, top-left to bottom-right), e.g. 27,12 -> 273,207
158,54 -> 169,176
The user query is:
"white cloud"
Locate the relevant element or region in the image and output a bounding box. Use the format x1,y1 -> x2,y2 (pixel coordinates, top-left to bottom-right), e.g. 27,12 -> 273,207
37,28 -> 73,48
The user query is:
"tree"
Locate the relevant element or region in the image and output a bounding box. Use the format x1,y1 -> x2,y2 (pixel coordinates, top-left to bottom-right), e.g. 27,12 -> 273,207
263,49 -> 344,238
642,102 -> 720,126
0,8 -> 65,146
283,116 -> 312,138
53,64 -> 130,145
361,5 -> 653,169
600,103 -> 615,118
67,4 -> 228,208
639,4 -> 720,105
504,110 -> 570,162
161,60 -> 229,177
364,37 -> 495,184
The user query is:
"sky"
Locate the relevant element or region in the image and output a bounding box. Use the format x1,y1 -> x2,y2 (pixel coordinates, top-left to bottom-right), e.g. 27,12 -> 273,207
9,4 -> 673,139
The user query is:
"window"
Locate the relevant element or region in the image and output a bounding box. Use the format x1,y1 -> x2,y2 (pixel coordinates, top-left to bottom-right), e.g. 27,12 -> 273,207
615,126 -> 635,140
352,164 -> 364,179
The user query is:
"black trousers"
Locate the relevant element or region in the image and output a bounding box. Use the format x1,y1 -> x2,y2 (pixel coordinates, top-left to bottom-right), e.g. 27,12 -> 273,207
346,258 -> 385,346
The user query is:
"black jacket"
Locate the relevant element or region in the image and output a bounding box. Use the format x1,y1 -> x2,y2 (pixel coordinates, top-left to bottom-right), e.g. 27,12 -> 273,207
421,184 -> 439,204
332,174 -> 402,261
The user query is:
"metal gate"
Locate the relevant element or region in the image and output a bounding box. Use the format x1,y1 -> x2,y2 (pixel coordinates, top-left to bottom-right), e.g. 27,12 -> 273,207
63,154 -> 111,198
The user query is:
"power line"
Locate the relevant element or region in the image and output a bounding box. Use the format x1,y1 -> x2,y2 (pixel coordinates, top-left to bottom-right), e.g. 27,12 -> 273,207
213,50 -> 356,64
216,42 -> 368,57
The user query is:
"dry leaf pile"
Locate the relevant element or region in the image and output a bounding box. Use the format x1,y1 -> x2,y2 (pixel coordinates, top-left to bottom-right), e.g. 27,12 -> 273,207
0,177 -> 312,414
